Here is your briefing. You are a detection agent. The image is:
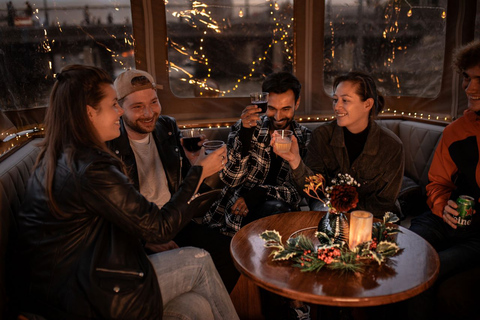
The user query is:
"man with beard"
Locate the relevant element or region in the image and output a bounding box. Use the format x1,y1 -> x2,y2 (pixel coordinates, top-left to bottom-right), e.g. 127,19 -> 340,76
204,72 -> 311,237
107,69 -> 239,293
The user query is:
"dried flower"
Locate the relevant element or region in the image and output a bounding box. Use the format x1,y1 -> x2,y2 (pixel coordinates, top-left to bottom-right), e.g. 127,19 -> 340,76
305,172 -> 360,213
329,184 -> 359,213
303,173 -> 326,204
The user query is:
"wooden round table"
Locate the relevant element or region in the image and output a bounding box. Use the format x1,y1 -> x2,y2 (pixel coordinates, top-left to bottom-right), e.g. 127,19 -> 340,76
230,211 -> 440,307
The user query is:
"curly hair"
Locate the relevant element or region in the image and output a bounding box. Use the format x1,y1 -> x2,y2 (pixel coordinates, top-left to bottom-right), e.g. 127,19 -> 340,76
452,41 -> 480,73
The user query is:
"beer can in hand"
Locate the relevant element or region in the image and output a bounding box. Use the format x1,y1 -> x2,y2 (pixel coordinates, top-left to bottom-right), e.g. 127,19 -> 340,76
455,195 -> 475,227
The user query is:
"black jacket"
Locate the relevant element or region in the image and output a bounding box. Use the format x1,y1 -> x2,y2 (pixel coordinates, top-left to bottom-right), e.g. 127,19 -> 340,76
11,146 -> 203,319
107,116 -> 190,194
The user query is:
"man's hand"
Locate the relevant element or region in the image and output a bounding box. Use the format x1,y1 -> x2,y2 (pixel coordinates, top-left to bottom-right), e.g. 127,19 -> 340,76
231,197 -> 249,216
443,199 -> 459,229
270,133 -> 302,170
181,134 -> 207,165
241,105 -> 261,129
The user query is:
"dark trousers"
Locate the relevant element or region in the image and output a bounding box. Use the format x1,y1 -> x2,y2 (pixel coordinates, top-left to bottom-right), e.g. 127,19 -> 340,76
404,211 -> 480,320
173,221 -> 240,293
241,199 -> 293,227
409,211 -> 480,278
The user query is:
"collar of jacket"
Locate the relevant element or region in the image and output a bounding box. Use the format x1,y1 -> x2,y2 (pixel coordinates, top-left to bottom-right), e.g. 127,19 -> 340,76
112,118 -> 134,157
107,117 -> 184,193
464,108 -> 480,124
330,119 -> 381,156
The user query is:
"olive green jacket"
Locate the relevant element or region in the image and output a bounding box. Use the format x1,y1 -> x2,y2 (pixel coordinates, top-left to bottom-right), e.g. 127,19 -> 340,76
292,120 -> 404,217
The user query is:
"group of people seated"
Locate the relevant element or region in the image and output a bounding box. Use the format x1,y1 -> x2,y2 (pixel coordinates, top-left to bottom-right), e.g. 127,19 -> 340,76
6,40 -> 480,320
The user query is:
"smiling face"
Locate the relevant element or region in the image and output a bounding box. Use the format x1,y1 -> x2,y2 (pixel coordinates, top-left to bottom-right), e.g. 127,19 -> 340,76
462,64 -> 480,112
120,88 -> 161,140
332,81 -> 373,134
88,84 -> 124,142
266,89 -> 300,131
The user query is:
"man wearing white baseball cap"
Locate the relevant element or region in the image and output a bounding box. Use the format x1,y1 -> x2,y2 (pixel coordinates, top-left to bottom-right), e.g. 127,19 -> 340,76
107,69 -> 240,293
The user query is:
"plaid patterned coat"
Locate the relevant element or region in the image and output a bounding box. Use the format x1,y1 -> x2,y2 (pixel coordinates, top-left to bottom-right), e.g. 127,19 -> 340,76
203,115 -> 311,236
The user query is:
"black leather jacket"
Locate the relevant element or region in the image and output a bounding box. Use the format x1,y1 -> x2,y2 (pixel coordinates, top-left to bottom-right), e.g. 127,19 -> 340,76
11,146 -> 203,319
107,116 -> 190,194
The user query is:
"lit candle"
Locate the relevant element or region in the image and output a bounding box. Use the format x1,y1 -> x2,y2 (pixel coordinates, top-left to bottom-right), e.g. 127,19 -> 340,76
349,211 -> 373,250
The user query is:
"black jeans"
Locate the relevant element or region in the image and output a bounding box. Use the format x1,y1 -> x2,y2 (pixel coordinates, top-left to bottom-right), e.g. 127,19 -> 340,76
240,199 -> 293,227
409,211 -> 480,279
406,211 -> 480,320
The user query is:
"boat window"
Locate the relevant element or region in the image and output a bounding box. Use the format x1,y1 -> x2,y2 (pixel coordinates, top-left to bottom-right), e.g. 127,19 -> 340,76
0,0 -> 134,154
0,0 -> 134,113
476,0 -> 480,40
323,0 -> 447,99
165,0 -> 294,98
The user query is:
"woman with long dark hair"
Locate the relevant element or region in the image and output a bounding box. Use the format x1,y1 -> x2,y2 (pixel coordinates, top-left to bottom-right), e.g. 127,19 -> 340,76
10,64 -> 238,320
273,71 -> 404,217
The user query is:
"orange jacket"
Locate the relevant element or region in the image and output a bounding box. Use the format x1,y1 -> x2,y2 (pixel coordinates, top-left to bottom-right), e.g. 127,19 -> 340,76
427,110 -> 480,217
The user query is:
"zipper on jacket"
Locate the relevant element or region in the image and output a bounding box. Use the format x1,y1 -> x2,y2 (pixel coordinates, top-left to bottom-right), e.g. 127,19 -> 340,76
96,267 -> 144,278
179,151 -> 183,189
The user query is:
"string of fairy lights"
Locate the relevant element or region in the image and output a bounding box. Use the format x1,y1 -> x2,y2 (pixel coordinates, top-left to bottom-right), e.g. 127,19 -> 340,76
379,0 -> 447,93
1,0 -> 453,155
29,4 -> 134,75
168,0 -> 293,96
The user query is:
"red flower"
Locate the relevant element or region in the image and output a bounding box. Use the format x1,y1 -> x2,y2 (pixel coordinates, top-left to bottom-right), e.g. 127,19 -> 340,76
330,185 -> 359,212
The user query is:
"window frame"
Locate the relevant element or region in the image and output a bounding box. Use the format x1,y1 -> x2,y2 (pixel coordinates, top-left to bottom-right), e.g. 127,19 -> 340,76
130,0 -> 477,125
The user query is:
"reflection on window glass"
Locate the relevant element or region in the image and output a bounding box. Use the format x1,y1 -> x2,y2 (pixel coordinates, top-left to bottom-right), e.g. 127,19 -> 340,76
475,0 -> 480,40
165,0 -> 294,98
0,0 -> 134,113
324,0 -> 447,98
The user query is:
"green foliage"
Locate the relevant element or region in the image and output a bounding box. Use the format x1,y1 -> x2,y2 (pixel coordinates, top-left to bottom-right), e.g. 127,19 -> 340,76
260,212 -> 402,273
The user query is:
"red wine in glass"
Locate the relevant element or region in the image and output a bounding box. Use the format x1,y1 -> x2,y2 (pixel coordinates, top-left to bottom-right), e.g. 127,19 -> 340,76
183,137 -> 202,152
252,100 -> 268,113
250,92 -> 269,113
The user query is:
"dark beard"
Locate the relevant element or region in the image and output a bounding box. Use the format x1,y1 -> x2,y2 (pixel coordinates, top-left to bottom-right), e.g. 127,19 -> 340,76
123,116 -> 155,134
268,116 -> 293,130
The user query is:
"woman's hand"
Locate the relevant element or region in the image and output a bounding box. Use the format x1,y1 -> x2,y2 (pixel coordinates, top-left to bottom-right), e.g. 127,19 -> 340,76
270,133 -> 302,170
195,145 -> 227,180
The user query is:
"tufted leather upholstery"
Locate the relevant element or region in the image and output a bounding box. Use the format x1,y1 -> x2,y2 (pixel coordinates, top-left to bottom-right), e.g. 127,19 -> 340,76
398,122 -> 444,190
0,138 -> 41,319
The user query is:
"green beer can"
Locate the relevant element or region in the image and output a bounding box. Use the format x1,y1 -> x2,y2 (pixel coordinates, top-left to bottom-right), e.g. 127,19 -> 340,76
456,195 -> 475,227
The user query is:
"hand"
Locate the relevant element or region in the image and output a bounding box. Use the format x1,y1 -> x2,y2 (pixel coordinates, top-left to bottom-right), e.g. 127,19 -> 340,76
231,197 -> 249,216
241,105 -> 261,128
443,200 -> 459,229
181,134 -> 207,165
145,240 -> 179,253
270,134 -> 302,170
195,145 -> 227,179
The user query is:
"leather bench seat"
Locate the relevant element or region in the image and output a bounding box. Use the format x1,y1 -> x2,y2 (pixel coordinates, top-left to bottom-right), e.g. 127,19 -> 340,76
0,138 -> 42,319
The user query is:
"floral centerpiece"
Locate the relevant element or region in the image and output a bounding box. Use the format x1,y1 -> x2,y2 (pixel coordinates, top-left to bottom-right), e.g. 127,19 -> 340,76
260,173 -> 402,273
260,212 -> 401,273
305,173 -> 360,244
